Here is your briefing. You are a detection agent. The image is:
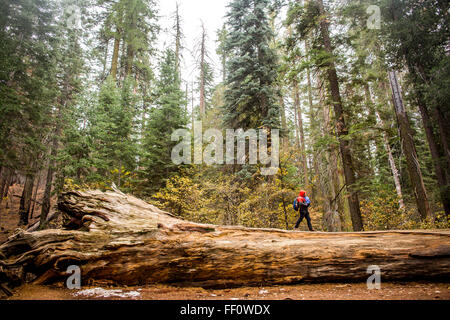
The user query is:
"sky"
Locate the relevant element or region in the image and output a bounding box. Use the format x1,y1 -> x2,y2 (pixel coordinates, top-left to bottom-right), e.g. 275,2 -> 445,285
157,0 -> 230,91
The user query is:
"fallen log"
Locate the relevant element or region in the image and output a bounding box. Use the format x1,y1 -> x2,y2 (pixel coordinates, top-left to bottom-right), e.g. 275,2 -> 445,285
0,189 -> 449,288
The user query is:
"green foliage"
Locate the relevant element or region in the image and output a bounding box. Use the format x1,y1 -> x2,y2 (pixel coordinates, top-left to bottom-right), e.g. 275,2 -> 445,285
223,0 -> 281,130
361,187 -> 448,230
87,76 -> 139,189
0,0 -> 57,172
2,0 -> 448,233
140,49 -> 188,194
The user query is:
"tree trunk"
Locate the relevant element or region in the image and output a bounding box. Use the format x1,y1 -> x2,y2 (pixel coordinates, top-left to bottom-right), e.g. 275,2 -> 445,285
30,172 -> 41,219
279,160 -> 290,230
293,79 -> 308,188
415,93 -> 450,216
18,173 -> 35,226
279,95 -> 288,151
293,97 -> 300,148
433,105 -> 450,172
110,27 -> 121,80
410,62 -> 450,173
371,83 -> 405,210
1,190 -> 449,288
199,23 -> 206,118
377,111 -> 405,210
405,64 -> 450,217
0,167 -> 6,203
317,0 -> 363,231
388,71 -> 432,221
1,168 -> 13,201
40,143 -> 58,229
322,100 -> 337,212
175,3 -> 182,76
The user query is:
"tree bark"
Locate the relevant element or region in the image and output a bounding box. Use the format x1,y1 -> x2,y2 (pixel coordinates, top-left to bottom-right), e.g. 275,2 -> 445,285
40,134 -> 60,229
1,168 -> 13,201
405,65 -> 450,217
371,83 -> 405,210
18,173 -> 35,226
279,95 -> 288,151
125,10 -> 136,77
388,71 -> 432,221
0,189 -> 449,288
293,79 -> 308,188
110,27 -> 121,80
376,111 -> 405,210
29,172 -> 41,219
175,3 -> 182,76
199,23 -> 207,118
317,0 -> 363,231
0,167 -> 6,203
415,94 -> 450,217
433,105 -> 450,172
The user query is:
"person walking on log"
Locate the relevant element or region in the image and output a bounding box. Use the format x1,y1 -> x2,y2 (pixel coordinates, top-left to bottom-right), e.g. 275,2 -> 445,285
293,190 -> 314,231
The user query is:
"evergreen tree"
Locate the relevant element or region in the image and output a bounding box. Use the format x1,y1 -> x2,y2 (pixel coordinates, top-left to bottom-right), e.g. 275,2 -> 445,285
381,0 -> 450,217
216,24 -> 229,83
40,0 -> 87,228
0,0 -> 58,224
223,0 -> 280,130
89,76 -> 139,189
141,49 -> 188,194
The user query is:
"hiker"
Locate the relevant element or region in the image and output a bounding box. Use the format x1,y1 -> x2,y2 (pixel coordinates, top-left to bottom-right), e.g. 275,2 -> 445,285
293,190 -> 314,231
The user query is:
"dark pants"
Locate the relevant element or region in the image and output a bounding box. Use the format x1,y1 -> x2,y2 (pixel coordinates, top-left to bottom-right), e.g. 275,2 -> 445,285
295,210 -> 313,231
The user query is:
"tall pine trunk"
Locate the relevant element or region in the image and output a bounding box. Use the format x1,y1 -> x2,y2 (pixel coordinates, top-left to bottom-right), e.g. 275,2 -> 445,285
388,71 -> 432,221
29,172 -> 41,219
317,0 -> 363,231
175,3 -> 182,76
375,109 -> 405,210
0,167 -> 5,203
40,98 -> 64,229
415,93 -> 450,216
279,95 -> 288,151
371,82 -> 405,209
19,173 -> 35,226
293,79 -> 308,188
0,168 -> 13,201
199,24 -> 206,118
110,27 -> 121,80
404,65 -> 450,217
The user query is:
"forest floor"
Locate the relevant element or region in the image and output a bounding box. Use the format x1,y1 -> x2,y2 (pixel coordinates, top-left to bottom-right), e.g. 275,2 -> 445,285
1,185 -> 449,300
5,282 -> 450,300
0,184 -> 59,243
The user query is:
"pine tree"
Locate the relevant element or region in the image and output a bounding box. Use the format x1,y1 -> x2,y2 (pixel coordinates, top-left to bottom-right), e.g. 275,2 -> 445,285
223,0 -> 280,130
99,0 -> 158,83
89,76 -> 139,189
40,1 -> 86,229
381,0 -> 450,217
0,0 -> 58,225
141,49 -> 188,193
216,24 -> 229,83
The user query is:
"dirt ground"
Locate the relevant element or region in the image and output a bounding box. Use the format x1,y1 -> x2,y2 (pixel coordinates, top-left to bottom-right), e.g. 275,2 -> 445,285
0,184 -> 58,243
5,282 -> 449,300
